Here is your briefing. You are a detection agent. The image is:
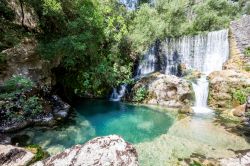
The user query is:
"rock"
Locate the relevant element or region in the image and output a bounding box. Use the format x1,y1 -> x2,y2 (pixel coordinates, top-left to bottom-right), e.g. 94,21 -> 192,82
33,135 -> 139,166
208,70 -> 250,110
232,104 -> 246,117
0,38 -> 53,86
246,96 -> 250,112
224,15 -> 250,71
220,151 -> 250,166
50,95 -> 71,119
7,0 -> 39,30
129,72 -> 194,109
0,144 -> 35,166
0,134 -> 11,144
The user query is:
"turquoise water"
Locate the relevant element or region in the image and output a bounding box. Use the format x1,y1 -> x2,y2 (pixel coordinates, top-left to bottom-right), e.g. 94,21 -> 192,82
13,100 -> 174,154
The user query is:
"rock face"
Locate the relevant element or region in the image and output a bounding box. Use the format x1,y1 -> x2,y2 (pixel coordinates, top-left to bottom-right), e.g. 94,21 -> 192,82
129,73 -> 194,111
0,144 -> 35,166
220,151 -> 250,166
0,92 -> 71,133
208,70 -> 250,110
224,15 -> 250,71
33,135 -> 139,166
7,0 -> 39,30
0,38 -> 54,86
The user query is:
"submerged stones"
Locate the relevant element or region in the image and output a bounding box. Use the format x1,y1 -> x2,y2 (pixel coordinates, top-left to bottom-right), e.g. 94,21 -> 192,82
33,135 -> 139,166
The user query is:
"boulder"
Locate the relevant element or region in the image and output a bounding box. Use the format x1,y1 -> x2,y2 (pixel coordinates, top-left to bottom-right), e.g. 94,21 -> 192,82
0,38 -> 53,86
232,104 -> 246,117
7,0 -> 39,30
0,145 -> 35,166
220,151 -> 250,166
33,135 -> 139,166
208,70 -> 250,110
129,73 -> 194,110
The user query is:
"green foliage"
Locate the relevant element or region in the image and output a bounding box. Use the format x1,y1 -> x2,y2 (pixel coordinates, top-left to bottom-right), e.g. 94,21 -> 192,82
128,4 -> 165,53
26,144 -> 49,163
244,47 -> 250,57
133,86 -> 148,102
189,160 -> 202,166
0,52 -> 6,64
38,0 -> 133,97
23,96 -> 43,116
2,75 -> 34,93
232,88 -> 250,105
192,0 -> 240,32
129,0 -> 242,53
0,0 -> 15,21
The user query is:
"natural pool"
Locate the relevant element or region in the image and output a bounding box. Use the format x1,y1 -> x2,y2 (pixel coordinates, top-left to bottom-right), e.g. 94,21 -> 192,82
12,100 -> 250,165
12,100 -> 174,154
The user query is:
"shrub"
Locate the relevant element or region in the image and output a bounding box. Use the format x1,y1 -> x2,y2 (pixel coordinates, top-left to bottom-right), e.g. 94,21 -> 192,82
26,144 -> 49,163
232,88 -> 250,105
2,75 -> 34,92
133,86 -> 148,102
23,96 -> 43,116
244,47 -> 250,57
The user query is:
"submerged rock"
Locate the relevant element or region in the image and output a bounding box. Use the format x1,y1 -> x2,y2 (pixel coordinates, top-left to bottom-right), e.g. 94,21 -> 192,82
128,72 -> 194,111
0,144 -> 35,166
33,135 -> 139,166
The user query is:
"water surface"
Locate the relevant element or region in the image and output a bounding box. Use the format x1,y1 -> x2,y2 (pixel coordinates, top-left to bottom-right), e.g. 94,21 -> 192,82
13,100 -> 174,154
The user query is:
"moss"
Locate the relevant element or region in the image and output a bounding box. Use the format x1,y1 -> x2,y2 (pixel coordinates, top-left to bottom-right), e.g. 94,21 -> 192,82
25,144 -> 49,164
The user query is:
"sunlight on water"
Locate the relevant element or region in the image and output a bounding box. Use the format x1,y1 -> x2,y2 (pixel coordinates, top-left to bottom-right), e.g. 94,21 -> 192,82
13,100 -> 174,155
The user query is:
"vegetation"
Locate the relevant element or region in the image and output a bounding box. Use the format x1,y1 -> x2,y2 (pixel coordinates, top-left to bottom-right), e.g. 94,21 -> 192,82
0,0 -> 247,98
232,88 -> 250,105
133,87 -> 148,102
0,75 -> 43,120
244,47 -> 250,57
26,144 -> 49,164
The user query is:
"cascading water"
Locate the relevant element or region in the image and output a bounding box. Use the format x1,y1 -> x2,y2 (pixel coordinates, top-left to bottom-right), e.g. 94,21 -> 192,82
110,46 -> 156,101
110,84 -> 127,101
136,46 -> 157,76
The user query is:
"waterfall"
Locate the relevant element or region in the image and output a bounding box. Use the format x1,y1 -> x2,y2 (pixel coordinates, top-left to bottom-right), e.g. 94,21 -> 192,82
136,46 -> 157,76
110,84 -> 127,101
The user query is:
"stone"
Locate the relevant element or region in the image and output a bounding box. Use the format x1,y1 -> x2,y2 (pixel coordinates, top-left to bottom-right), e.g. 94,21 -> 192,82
0,134 -> 11,144
208,70 -> 250,110
220,152 -> 250,166
7,0 -> 39,30
246,96 -> 250,112
232,104 -> 246,117
33,135 -> 139,166
128,72 -> 194,109
51,95 -> 71,119
0,145 -> 35,166
0,38 -> 53,86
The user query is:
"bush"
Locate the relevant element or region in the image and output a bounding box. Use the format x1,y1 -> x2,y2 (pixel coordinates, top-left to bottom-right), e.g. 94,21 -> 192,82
244,47 -> 250,57
25,144 -> 49,163
232,88 -> 250,105
2,75 -> 34,93
133,86 -> 148,102
23,96 -> 43,116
